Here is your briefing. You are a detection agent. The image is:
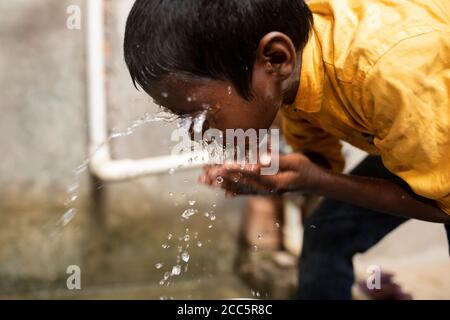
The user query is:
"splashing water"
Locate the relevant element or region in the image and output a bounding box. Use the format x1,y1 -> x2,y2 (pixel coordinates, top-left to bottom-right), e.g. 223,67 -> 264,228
193,111 -> 207,135
54,110 -> 179,232
181,251 -> 190,263
57,106 -> 225,293
181,208 -> 197,220
61,208 -> 76,227
157,195 -> 221,289
171,265 -> 182,276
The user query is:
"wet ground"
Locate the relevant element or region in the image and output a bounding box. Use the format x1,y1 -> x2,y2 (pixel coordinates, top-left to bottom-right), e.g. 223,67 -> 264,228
0,194 -> 253,300
354,220 -> 450,299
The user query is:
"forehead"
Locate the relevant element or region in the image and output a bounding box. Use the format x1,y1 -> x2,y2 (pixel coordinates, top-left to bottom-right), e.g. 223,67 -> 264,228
148,74 -> 231,115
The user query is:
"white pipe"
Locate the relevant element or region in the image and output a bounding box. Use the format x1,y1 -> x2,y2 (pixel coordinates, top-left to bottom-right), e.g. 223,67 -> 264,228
86,0 -> 206,183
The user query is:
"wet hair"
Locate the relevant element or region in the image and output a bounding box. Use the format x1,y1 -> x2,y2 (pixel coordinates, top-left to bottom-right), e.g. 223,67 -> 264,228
124,0 -> 313,99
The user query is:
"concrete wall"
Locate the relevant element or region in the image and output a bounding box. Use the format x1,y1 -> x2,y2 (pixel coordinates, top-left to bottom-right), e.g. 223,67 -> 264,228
0,0 -> 87,211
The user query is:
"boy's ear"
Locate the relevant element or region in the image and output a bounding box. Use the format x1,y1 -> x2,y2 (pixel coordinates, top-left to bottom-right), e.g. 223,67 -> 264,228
255,32 -> 297,81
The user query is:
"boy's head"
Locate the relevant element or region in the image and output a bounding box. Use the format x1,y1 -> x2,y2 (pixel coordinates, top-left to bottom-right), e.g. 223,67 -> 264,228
124,0 -> 313,133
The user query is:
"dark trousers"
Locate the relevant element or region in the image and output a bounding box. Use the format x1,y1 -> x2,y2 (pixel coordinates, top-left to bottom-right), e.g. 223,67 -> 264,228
298,156 -> 450,300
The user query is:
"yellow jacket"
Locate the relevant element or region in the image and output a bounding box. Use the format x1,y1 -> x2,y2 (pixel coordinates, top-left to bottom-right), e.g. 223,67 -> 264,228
281,0 -> 450,215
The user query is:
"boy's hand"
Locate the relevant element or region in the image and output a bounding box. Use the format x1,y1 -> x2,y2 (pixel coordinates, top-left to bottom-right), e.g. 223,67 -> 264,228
198,153 -> 319,196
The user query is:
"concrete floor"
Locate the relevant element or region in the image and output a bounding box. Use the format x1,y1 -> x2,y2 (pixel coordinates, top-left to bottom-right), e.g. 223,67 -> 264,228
354,220 -> 450,299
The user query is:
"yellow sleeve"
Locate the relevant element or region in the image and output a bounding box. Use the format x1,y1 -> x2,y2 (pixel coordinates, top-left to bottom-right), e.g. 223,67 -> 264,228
281,111 -> 345,172
364,31 -> 450,215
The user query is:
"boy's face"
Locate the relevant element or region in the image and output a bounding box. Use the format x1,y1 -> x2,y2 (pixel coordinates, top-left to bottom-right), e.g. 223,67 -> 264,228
148,73 -> 282,136
146,32 -> 301,138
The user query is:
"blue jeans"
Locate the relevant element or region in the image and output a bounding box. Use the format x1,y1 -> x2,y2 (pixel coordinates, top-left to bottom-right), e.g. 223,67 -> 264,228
298,156 -> 450,300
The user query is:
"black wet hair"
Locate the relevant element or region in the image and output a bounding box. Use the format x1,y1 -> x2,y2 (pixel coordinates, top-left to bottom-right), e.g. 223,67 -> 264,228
124,0 -> 313,100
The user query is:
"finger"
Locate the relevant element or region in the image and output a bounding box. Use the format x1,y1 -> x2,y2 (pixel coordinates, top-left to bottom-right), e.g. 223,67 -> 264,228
220,174 -> 277,195
225,190 -> 236,198
203,165 -> 221,186
220,178 -> 260,195
219,163 -> 262,179
198,174 -> 207,184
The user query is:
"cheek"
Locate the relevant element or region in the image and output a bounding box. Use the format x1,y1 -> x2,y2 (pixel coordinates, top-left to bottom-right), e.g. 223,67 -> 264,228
209,105 -> 251,131
250,93 -> 280,127
252,70 -> 279,103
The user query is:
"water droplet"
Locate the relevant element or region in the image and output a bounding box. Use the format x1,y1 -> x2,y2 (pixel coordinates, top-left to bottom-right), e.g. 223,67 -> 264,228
208,224 -> 213,229
310,225 -> 317,229
193,111 -> 207,134
181,208 -> 197,220
155,263 -> 163,269
181,251 -> 190,262
74,162 -> 88,175
210,214 -> 216,221
227,86 -> 232,95
161,92 -> 169,98
257,234 -> 263,240
167,233 -> 173,240
67,184 -> 79,193
168,168 -> 175,175
62,208 -> 76,226
64,195 -> 78,207
197,241 -> 203,248
171,265 -> 181,276
169,192 -> 174,197
162,243 -> 170,249
163,272 -> 170,280
216,176 -> 224,184
253,245 -> 258,252
184,235 -> 190,242
188,200 -> 196,206
204,212 -> 210,218
275,222 -> 280,228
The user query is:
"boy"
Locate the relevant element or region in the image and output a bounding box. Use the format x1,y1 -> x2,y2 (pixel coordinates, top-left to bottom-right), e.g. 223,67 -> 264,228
124,0 -> 450,299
